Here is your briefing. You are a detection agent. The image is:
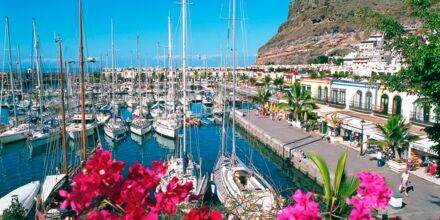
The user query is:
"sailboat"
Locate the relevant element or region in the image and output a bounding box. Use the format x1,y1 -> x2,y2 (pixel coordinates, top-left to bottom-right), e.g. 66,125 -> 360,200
152,16 -> 180,139
0,181 -> 41,217
213,0 -> 278,218
159,1 -> 208,203
0,17 -> 30,145
130,35 -> 152,136
104,18 -> 127,141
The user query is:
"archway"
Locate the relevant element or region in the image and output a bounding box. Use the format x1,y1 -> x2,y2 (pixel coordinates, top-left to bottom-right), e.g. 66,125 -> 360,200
392,96 -> 402,115
380,94 -> 389,114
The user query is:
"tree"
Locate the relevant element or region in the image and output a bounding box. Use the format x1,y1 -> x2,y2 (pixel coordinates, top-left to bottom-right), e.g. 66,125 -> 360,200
358,0 -> 439,172
308,151 -> 360,218
2,197 -> 26,220
239,73 -> 249,84
333,57 -> 344,66
249,77 -> 257,85
368,114 -> 421,160
310,55 -> 329,64
278,82 -> 315,122
263,75 -> 272,86
329,112 -> 343,136
252,88 -> 271,107
273,77 -> 285,91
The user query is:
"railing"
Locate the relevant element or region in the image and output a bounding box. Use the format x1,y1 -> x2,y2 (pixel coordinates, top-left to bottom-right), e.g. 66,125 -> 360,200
328,99 -> 346,108
349,101 -> 372,113
312,96 -> 329,104
410,111 -> 437,127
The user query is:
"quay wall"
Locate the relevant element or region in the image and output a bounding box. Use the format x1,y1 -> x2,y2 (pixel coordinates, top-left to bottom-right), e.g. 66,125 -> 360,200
231,112 -> 325,186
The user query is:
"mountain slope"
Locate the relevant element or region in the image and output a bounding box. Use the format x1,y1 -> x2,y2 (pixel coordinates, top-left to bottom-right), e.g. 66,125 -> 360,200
256,0 -> 410,65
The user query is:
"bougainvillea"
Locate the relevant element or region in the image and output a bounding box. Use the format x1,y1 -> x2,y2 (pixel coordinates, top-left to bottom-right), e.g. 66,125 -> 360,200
58,150 -> 214,219
278,171 -> 392,220
278,189 -> 322,220
184,206 -> 223,220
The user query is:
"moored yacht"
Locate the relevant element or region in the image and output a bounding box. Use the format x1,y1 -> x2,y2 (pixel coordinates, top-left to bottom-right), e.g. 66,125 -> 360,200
104,118 -> 127,141
66,114 -> 96,139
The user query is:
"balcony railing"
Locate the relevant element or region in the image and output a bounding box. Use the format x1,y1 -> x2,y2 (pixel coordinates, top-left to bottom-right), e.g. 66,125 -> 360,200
349,101 -> 372,113
328,99 -> 346,108
312,96 -> 329,104
410,111 -> 437,127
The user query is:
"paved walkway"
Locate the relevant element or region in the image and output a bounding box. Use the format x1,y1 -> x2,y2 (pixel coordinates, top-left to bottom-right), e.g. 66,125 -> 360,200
241,110 -> 440,219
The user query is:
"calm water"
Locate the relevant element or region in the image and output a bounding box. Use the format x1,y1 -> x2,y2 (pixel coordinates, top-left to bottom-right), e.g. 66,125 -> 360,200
0,104 -> 321,202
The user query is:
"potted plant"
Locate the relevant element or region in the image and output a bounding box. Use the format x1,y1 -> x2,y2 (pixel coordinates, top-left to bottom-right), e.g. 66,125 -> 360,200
367,115 -> 421,172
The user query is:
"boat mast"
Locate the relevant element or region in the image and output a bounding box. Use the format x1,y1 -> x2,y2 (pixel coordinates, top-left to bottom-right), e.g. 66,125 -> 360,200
32,20 -> 44,128
78,0 -> 87,160
0,21 -> 6,119
137,35 -> 142,120
111,18 -> 116,132
182,0 -> 187,155
231,0 -> 237,164
6,17 -> 18,124
16,46 -> 23,94
168,16 -> 174,111
56,35 -> 68,174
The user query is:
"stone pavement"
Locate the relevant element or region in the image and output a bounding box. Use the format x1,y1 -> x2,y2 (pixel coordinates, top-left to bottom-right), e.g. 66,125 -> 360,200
241,110 -> 440,219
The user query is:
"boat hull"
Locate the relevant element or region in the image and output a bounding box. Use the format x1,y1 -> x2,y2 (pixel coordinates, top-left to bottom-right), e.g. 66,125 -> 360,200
130,124 -> 152,136
0,131 -> 28,145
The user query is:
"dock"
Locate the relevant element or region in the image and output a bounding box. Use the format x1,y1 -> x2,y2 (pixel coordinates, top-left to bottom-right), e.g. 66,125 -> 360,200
232,109 -> 440,219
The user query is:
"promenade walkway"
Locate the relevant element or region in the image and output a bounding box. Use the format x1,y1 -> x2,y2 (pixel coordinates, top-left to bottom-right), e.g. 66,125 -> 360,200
240,110 -> 440,219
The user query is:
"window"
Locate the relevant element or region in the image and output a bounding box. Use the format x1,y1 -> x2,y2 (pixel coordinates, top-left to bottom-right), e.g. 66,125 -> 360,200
365,92 -> 372,110
318,86 -> 322,99
392,96 -> 402,115
380,94 -> 389,114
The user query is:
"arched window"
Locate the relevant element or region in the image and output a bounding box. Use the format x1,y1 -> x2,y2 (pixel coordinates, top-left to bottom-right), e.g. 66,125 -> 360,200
365,92 -> 372,110
318,86 -> 322,99
392,96 -> 402,115
355,90 -> 362,107
324,87 -> 328,99
380,94 -> 389,114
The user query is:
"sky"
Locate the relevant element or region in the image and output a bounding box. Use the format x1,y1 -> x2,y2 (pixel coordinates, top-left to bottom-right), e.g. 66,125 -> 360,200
0,0 -> 290,69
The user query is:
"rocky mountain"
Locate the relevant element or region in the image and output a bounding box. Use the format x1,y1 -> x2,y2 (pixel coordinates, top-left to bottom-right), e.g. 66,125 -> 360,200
256,0 -> 410,65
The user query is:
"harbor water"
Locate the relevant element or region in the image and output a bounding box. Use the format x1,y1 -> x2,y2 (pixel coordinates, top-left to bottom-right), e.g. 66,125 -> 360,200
0,104 -> 321,204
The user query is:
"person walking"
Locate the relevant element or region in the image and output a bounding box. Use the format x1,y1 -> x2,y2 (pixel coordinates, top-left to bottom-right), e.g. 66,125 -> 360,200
400,169 -> 411,196
377,151 -> 383,167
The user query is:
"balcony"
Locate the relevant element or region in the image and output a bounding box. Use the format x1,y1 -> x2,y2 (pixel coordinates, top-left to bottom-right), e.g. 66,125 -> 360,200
312,96 -> 329,104
328,99 -> 346,108
410,111 -> 436,127
349,101 -> 372,113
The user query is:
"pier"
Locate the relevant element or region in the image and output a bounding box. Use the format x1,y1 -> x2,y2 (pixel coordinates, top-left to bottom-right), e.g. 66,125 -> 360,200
233,109 -> 440,219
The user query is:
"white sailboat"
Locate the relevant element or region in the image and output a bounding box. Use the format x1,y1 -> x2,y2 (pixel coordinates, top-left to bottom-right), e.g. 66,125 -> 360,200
104,18 -> 127,141
213,0 -> 278,218
66,114 -> 96,139
131,35 -> 152,136
152,16 -> 180,139
0,181 -> 41,217
159,2 -> 208,204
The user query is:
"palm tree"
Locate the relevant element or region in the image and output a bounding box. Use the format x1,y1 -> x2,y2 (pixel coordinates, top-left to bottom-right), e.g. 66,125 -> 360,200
252,88 -> 271,107
278,82 -> 315,123
263,75 -> 272,86
308,150 -> 360,218
239,73 -> 249,84
273,77 -> 284,91
367,114 -> 420,159
329,112 -> 343,136
249,77 -> 257,85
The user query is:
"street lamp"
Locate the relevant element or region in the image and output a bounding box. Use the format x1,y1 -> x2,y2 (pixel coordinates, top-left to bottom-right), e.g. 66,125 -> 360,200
360,119 -> 366,156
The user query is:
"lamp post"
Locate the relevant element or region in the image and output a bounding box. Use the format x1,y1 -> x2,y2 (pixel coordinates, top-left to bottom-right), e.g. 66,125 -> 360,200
360,119 -> 366,156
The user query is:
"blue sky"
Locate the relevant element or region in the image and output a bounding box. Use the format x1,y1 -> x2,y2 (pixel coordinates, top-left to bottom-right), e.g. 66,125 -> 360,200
0,0 -> 290,68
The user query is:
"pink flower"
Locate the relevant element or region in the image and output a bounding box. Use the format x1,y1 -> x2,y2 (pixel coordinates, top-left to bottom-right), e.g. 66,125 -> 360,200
154,177 -> 194,214
346,197 -> 373,220
184,206 -> 223,220
355,171 -> 392,209
86,210 -> 120,220
151,160 -> 167,176
128,162 -> 160,191
278,189 -> 322,220
83,150 -> 125,187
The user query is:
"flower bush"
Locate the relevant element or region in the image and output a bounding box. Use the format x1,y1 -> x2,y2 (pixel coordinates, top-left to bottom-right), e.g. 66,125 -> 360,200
278,171 -> 392,220
59,150 -> 217,219
60,151 -> 392,220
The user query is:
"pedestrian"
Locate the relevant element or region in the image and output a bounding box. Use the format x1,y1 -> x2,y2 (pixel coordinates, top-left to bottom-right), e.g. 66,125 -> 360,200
400,169 -> 411,196
377,151 -> 383,167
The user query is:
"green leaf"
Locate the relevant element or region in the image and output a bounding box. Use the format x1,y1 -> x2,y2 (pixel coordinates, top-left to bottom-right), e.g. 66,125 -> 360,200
334,150 -> 348,197
308,152 -> 332,208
